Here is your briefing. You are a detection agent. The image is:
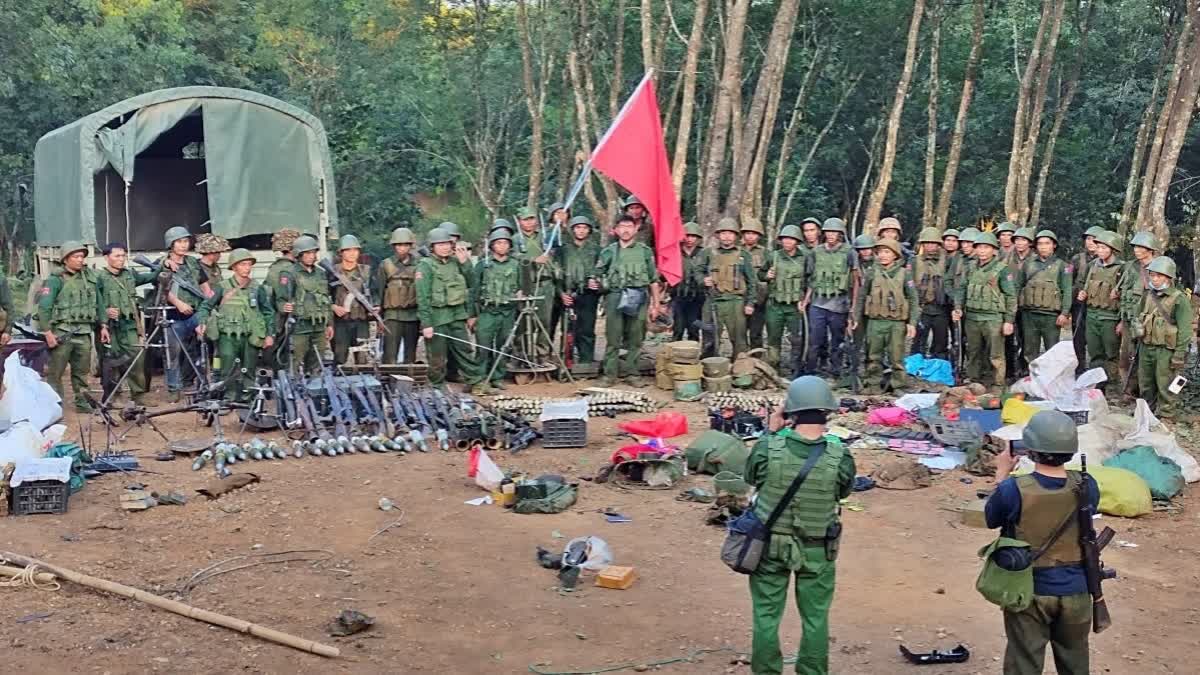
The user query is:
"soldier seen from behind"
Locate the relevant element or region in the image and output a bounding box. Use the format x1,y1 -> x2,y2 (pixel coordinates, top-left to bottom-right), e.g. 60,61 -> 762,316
1134,256 -> 1193,420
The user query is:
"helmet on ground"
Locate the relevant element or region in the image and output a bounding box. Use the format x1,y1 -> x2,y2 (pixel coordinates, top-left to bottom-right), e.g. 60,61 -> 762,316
338,234 -> 362,251
195,233 -> 231,254
292,235 -> 319,255
741,218 -> 765,235
800,216 -> 822,229
272,228 -> 301,252
778,225 -> 803,241
959,227 -> 981,243
918,227 -> 943,244
1035,229 -> 1058,245
1130,231 -> 1159,251
877,217 -> 901,235
782,376 -> 838,413
227,248 -> 256,268
491,218 -> 514,234
59,241 -> 87,261
163,226 -> 191,248
1095,230 -> 1122,252
974,232 -> 1000,249
822,218 -> 847,235
439,222 -> 462,238
426,228 -> 453,245
1147,255 -> 1177,279
515,207 -> 537,220
1083,226 -> 1105,239
874,239 -> 903,257
684,222 -> 703,238
622,195 -> 644,209
853,234 -> 876,250
1021,410 -> 1078,455
488,230 -> 513,245
715,217 -> 740,234
390,227 -> 416,245
570,215 -> 594,229
1013,227 -> 1036,242
996,222 -> 1017,235
942,228 -> 960,240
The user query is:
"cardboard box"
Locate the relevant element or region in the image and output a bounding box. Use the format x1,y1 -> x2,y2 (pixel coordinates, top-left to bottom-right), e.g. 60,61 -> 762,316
595,565 -> 638,590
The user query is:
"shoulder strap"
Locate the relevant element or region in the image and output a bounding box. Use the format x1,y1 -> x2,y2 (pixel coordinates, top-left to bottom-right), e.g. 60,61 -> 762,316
763,441 -> 827,530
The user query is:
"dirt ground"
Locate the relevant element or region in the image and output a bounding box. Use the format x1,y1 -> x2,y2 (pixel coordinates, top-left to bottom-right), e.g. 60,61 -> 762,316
2,375 -> 1199,675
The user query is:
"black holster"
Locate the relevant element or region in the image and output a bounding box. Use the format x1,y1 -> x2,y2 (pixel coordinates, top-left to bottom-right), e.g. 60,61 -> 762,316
825,521 -> 843,561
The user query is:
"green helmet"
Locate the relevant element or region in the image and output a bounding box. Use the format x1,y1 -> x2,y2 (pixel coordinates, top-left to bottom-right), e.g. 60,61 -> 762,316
59,241 -> 88,261
715,217 -> 740,234
439,221 -> 462,238
1013,227 -> 1036,242
1094,230 -> 1123,252
782,375 -> 838,413
569,215 -> 594,229
959,227 -> 981,244
996,222 -> 1017,235
292,235 -> 319,255
778,224 -> 803,241
338,234 -> 362,251
877,217 -> 901,234
163,226 -> 191,248
942,228 -> 960,240
488,229 -> 513,246
1021,410 -> 1078,455
741,218 -> 765,235
974,232 -> 1000,249
622,195 -> 644,209
917,227 -> 942,245
515,207 -> 537,220
1147,255 -> 1177,279
491,218 -> 515,234
1130,231 -> 1159,252
853,233 -> 876,250
390,227 -> 416,245
227,248 -> 256,268
874,239 -> 903,257
1084,226 -> 1105,239
1034,229 -> 1058,245
800,216 -> 822,229
821,218 -> 847,235
426,227 -> 453,245
684,222 -> 703,238
548,201 -> 568,215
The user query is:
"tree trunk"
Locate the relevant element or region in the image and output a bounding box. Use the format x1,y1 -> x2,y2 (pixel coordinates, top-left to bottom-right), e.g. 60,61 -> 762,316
1003,0 -> 1055,223
641,0 -> 656,76
934,0 -> 984,231
1119,48 -> 1170,236
853,120 -> 887,232
922,3 -> 942,228
767,48 -> 826,229
1013,0 -> 1067,225
863,0 -> 926,230
671,0 -> 708,197
697,0 -> 751,226
609,0 -> 626,119
516,0 -> 544,209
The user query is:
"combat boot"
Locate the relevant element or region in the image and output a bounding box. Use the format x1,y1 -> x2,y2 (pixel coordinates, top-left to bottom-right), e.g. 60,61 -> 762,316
491,379 -> 508,391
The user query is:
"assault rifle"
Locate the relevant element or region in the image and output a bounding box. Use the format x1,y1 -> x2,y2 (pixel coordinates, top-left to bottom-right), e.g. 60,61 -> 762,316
845,324 -> 861,394
318,259 -> 389,334
1078,455 -> 1117,632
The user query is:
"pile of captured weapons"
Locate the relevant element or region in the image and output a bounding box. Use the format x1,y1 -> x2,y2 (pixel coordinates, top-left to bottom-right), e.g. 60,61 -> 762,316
492,388 -> 660,417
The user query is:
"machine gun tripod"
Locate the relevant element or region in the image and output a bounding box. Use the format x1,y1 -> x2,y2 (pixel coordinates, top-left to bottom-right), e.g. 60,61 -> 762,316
484,294 -> 573,385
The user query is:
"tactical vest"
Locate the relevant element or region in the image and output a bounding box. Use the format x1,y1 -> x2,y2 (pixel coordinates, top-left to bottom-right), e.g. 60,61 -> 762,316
201,262 -> 223,285
293,266 -> 332,323
1084,260 -> 1122,311
206,278 -> 268,345
101,269 -> 140,321
173,256 -> 207,304
711,248 -> 745,295
266,259 -> 294,297
380,256 -> 418,309
965,260 -> 1006,313
864,266 -> 910,320
754,433 -> 844,539
517,230 -> 544,258
913,253 -> 947,305
479,258 -> 519,308
605,244 -> 653,289
1014,472 -> 1082,568
1140,288 -> 1182,349
1007,250 -> 1030,277
563,240 -> 599,291
678,247 -> 706,298
49,269 -> 98,327
429,258 -> 469,307
333,263 -> 372,320
770,250 -> 806,304
1020,257 -> 1065,312
811,246 -> 852,298
746,245 -> 769,303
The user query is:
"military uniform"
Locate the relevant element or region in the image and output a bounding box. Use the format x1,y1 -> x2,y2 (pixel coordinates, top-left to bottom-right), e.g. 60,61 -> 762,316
759,235 -> 808,371
288,237 -> 334,376
742,219 -> 770,350
262,228 -> 300,369
911,230 -> 953,360
416,228 -> 483,386
854,245 -> 919,391
955,239 -> 1017,388
196,250 -> 275,402
515,209 -> 560,355
1015,237 -> 1072,363
39,244 -> 102,411
378,229 -> 422,364
595,240 -> 659,382
1004,231 -> 1036,379
1135,257 -> 1193,418
331,261 -> 377,364
672,224 -> 709,344
473,236 -> 521,387
706,219 -> 756,359
1081,233 -> 1126,387
557,217 -> 603,363
1069,227 -> 1103,372
1118,232 -> 1161,395
97,264 -> 157,403
804,240 -> 857,377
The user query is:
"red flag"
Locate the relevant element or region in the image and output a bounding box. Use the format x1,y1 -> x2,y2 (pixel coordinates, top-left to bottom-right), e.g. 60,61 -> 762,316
590,75 -> 684,285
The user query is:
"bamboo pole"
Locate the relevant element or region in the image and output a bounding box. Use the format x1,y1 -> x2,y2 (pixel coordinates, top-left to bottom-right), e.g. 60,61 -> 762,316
0,552 -> 340,658
0,564 -> 58,584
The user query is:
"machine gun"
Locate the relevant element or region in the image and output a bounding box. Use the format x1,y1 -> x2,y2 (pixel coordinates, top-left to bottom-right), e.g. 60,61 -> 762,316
132,254 -> 206,301
317,259 -> 389,334
1078,455 -> 1117,633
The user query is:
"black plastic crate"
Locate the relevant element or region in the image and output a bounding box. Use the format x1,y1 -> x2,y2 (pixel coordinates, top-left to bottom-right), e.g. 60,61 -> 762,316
542,418 -> 587,448
10,480 -> 70,516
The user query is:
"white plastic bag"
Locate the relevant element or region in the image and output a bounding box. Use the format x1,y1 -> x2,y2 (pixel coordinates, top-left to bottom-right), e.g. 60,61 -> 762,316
1114,400 -> 1200,483
0,422 -> 48,465
563,536 -> 614,571
469,447 -> 505,491
0,351 -> 62,429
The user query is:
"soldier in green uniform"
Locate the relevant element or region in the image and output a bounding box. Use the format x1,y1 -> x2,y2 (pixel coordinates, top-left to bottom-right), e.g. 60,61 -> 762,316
941,228 -> 962,305
853,234 -> 876,268
1134,256 -> 1193,419
39,242 -> 102,412
0,270 -> 11,347
671,222 -> 708,344
593,214 -> 662,386
911,227 -> 953,360
849,234 -> 876,373
854,239 -> 918,392
798,217 -> 822,256
1070,227 -> 1103,373
330,234 -> 378,365
557,215 -> 603,364
161,226 -> 209,398
1118,231 -> 1160,396
803,218 -> 858,377
195,249 -> 275,402
1014,230 -> 1073,363
378,227 -> 422,364
1005,227 -> 1036,378
622,195 -> 655,248
472,230 -> 521,393
942,228 -> 960,256
194,233 -> 230,289
514,206 -> 559,356
742,218 -> 770,350
759,225 -> 808,372
416,227 -> 484,387
263,228 -> 300,369
1078,230 -> 1125,389
950,227 -> 979,294
745,376 -> 855,675
96,243 -> 157,405
996,222 -> 1017,257
704,217 -> 756,359
952,232 -> 1017,391
282,235 -> 334,376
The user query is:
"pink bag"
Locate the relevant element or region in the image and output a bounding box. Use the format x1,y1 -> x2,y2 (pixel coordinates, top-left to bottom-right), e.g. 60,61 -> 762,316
866,406 -> 913,426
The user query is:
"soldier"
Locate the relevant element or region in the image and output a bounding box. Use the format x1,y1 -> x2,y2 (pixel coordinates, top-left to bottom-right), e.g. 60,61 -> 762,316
876,217 -> 913,262
802,218 -> 858,377
853,234 -> 876,267
416,227 -> 484,387
593,214 -> 662,386
161,226 -> 208,399
1134,256 -> 1193,419
745,376 -> 854,675
472,230 -> 521,394
194,233 -> 231,290
1070,227 -> 1104,373
621,195 -> 654,247
96,243 -> 156,405
378,227 -> 422,364
740,218 -> 771,350
39,242 -> 102,412
952,232 -> 1016,391
1118,231 -> 1160,395
263,228 -> 300,368
1014,230 -> 1072,363
556,215 -> 602,363
996,222 -> 1017,256
514,206 -> 558,356
281,235 -> 334,375
1078,230 -> 1125,389
195,249 -> 275,402
547,201 -> 570,228
329,234 -> 378,365
911,227 -> 953,360
759,225 -> 808,372
986,410 -> 1101,675
942,228 -> 963,304
942,228 -> 960,256
671,222 -> 709,344
1008,227 -> 1035,269
854,239 -> 918,392
0,269 -> 11,346
951,227 -> 980,293
799,217 -> 822,253
704,217 -> 756,359
1006,228 -> 1036,378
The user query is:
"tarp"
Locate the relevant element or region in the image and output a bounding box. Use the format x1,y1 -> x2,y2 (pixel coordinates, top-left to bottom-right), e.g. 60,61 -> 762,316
35,86 -> 338,245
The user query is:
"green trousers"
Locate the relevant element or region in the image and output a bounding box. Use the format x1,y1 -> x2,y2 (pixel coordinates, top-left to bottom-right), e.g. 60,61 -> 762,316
382,318 -> 421,364
1021,311 -> 1062,363
291,329 -> 330,376
1003,593 -> 1091,675
565,291 -> 599,364
477,307 -> 516,382
747,300 -> 768,350
216,334 -> 259,402
764,300 -> 801,369
1085,315 -> 1120,387
1119,331 -> 1139,397
333,318 -> 369,365
602,292 -> 647,379
106,322 -> 147,402
750,544 -> 836,675
965,316 -> 1005,387
426,320 -> 482,386
47,332 -> 94,411
865,318 -> 907,390
1138,344 -> 1180,416
710,297 -> 747,359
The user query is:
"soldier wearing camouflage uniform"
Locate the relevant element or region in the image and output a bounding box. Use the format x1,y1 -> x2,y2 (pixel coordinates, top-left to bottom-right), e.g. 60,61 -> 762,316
377,227 -> 422,364
472,230 -> 521,393
759,225 -> 808,372
514,206 -> 559,356
854,239 -> 919,392
416,227 -> 484,387
1118,231 -> 1161,395
1070,226 -> 1103,373
1014,230 -> 1072,363
704,217 -> 756,359
39,242 -> 102,411
283,235 -> 334,375
161,226 -> 209,398
995,222 -> 1017,257
952,232 -> 1017,390
262,228 -> 300,368
97,243 -> 156,404
557,215 -> 603,364
742,218 -> 770,350
196,249 -> 275,402
330,234 -> 378,365
1078,230 -> 1125,389
594,215 -> 662,385
194,233 -> 231,289
803,218 -> 858,377
671,222 -> 708,344
911,227 -> 953,360
1134,256 -> 1193,419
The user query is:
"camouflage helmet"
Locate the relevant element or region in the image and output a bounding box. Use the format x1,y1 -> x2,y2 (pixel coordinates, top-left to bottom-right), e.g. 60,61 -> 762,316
1083,226 -> 1105,239
942,228 -> 961,240
1021,410 -> 1078,455
488,229 -> 513,246
996,222 -> 1017,235
1147,255 -> 1177,279
853,233 -> 877,250
271,228 -> 301,252
958,227 -> 981,243
490,218 -> 515,234
59,241 -> 88,261
741,218 -> 765,235
1130,231 -> 1159,252
715,217 -> 740,234
874,239 -> 903,257
778,224 -> 803,241
163,225 -> 191,248
426,227 -> 453,245
782,375 -> 839,413
877,217 -> 901,234
622,194 -> 644,209
195,233 -> 231,254
1034,229 -> 1058,245
1094,230 -> 1122,252
438,221 -> 462,238
974,232 -> 1000,249
390,227 -> 416,245
226,248 -> 256,268
917,227 -> 943,245
515,207 -> 537,220
821,218 -> 847,235
1013,227 -> 1036,242
684,222 -> 703,238
338,234 -> 362,251
291,235 -> 319,255
569,215 -> 594,229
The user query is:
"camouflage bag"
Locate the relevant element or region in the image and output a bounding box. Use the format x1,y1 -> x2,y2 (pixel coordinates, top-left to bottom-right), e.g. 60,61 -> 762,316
513,483 -> 578,514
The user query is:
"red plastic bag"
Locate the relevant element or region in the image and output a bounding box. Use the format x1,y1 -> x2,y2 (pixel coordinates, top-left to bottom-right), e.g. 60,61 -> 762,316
611,444 -> 661,464
617,412 -> 689,439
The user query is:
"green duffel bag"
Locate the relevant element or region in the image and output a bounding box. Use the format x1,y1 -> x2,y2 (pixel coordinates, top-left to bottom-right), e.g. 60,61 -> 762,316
513,483 -> 578,514
975,536 -> 1036,612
